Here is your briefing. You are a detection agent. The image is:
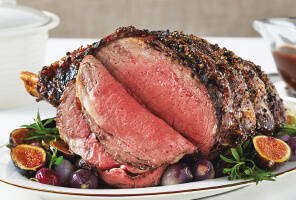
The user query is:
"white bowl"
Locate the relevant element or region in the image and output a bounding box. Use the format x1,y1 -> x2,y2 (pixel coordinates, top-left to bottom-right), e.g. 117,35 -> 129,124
0,3 -> 59,109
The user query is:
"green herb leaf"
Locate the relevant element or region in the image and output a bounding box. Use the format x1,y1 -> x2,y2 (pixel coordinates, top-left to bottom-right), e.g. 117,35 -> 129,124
21,110 -> 60,141
54,156 -> 64,165
238,145 -> 243,158
47,148 -> 64,169
43,118 -> 54,126
231,148 -> 241,161
220,155 -> 238,164
222,168 -> 233,173
276,116 -> 296,137
221,140 -> 276,184
242,140 -> 250,151
289,115 -> 296,125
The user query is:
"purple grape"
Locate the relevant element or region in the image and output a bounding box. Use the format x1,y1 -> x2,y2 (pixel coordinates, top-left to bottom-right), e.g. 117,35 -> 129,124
192,160 -> 215,181
276,134 -> 291,142
161,163 -> 193,186
70,169 -> 98,189
53,159 -> 75,186
35,168 -> 61,186
287,137 -> 296,161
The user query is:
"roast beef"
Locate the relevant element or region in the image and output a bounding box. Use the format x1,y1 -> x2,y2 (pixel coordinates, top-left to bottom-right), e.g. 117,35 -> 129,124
76,55 -> 198,169
57,81 -> 167,188
20,26 -> 287,186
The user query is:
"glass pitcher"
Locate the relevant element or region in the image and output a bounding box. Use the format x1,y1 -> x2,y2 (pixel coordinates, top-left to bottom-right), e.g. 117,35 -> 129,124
253,18 -> 296,92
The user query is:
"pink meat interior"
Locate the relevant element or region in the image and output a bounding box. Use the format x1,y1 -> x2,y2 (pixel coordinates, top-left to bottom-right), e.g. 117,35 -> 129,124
76,55 -> 197,169
96,38 -> 218,155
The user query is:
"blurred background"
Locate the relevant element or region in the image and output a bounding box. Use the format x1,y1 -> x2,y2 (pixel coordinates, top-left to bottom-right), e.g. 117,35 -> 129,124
18,0 -> 296,38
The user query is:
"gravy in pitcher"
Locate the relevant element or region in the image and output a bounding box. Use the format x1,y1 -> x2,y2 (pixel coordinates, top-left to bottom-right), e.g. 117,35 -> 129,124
272,46 -> 296,91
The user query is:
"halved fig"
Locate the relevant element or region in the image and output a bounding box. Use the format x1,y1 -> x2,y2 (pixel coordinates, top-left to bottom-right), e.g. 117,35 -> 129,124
10,144 -> 47,177
9,128 -> 40,147
253,135 -> 291,170
49,140 -> 79,162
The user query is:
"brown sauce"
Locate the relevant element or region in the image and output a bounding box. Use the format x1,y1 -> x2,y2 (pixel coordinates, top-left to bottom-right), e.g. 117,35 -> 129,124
272,46 -> 296,91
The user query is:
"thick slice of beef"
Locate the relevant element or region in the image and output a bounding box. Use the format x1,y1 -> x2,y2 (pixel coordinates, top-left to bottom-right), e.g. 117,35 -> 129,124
56,81 -> 167,188
76,55 -> 198,169
95,37 -> 218,156
56,81 -> 119,170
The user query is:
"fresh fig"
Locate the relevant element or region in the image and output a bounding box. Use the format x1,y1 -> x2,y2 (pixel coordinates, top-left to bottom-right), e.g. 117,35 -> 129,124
49,140 -> 79,162
253,135 -> 291,170
9,128 -> 40,147
10,144 -> 47,177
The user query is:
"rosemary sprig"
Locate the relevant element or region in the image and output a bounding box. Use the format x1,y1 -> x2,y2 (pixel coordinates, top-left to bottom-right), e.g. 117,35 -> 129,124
47,148 -> 64,169
220,140 -> 276,185
20,111 -> 60,141
276,116 -> 296,137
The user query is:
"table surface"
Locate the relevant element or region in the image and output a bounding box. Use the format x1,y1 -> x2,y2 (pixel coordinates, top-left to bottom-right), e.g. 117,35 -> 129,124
0,37 -> 294,200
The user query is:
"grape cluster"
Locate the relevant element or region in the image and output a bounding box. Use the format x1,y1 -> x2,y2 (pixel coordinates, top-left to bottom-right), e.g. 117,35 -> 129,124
34,159 -> 99,188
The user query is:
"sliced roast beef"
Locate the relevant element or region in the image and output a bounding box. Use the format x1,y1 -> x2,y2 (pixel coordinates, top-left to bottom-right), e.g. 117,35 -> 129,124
94,35 -> 256,158
21,26 -> 287,165
56,81 -> 167,188
56,81 -> 119,170
95,37 -> 218,156
76,55 -> 198,169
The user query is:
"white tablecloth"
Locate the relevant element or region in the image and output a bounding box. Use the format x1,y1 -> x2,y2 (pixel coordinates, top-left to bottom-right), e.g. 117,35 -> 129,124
1,37 -> 294,200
